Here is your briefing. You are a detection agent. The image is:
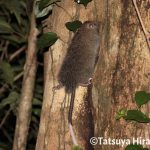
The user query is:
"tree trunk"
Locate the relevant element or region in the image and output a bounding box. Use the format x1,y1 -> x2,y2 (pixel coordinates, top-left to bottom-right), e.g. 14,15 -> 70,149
36,0 -> 150,150
13,4 -> 38,150
94,0 -> 150,150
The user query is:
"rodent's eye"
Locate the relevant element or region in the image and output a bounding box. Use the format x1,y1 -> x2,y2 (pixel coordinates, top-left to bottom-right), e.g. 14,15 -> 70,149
88,24 -> 95,29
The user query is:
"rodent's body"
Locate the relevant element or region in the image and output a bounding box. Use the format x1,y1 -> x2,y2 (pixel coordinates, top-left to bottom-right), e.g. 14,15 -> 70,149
57,21 -> 100,145
58,21 -> 100,93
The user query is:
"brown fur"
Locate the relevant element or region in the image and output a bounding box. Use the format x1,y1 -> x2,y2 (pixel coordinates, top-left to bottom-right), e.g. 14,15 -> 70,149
58,21 -> 100,93
57,21 -> 100,145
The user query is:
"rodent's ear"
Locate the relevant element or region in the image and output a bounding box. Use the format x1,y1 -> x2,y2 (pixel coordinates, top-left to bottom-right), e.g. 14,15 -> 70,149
89,24 -> 95,28
87,23 -> 98,29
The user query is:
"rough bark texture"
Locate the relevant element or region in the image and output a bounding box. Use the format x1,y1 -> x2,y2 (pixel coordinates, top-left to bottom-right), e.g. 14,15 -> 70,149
94,0 -> 150,150
36,0 -> 150,150
13,5 -> 38,150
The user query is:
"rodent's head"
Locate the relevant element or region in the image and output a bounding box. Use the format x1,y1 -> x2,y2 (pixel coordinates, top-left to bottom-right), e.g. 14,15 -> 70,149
82,21 -> 100,33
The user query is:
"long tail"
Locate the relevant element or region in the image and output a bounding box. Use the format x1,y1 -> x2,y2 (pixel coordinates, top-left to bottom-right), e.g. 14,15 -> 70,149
68,89 -> 75,124
68,89 -> 78,145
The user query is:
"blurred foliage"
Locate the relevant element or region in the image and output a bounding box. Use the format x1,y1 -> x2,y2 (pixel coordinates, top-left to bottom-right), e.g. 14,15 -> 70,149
0,0 -> 58,149
0,61 -> 14,86
37,32 -> 58,49
125,144 -> 149,150
35,0 -> 60,18
0,0 -> 28,45
0,0 -> 82,149
116,91 -> 150,149
65,20 -> 82,32
71,145 -> 84,150
116,91 -> 150,123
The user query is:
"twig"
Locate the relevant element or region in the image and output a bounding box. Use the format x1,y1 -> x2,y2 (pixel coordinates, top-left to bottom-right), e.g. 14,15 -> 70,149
2,126 -> 13,143
55,3 -> 72,19
59,37 -> 67,44
9,46 -> 26,62
0,40 -> 5,47
0,84 -> 9,95
0,108 -> 12,129
0,41 -> 9,61
132,0 -> 150,50
37,61 -> 43,66
14,71 -> 24,81
0,71 -> 24,95
0,46 -> 25,94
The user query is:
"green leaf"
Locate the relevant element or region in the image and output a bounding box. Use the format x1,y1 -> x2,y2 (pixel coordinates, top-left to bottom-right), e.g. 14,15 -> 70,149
125,110 -> 150,123
35,4 -> 53,18
34,93 -> 43,99
0,35 -> 26,44
11,21 -> 27,37
0,142 -> 10,149
31,116 -> 38,123
37,32 -> 58,49
125,144 -> 143,150
33,98 -> 42,106
36,0 -> 60,18
0,19 -> 14,34
13,66 -> 23,73
135,91 -> 150,107
71,145 -> 84,150
65,20 -> 82,32
4,0 -> 22,24
0,91 -> 19,109
0,61 -> 14,85
115,108 -> 127,120
32,108 -> 41,116
74,0 -> 92,7
35,85 -> 43,94
39,0 -> 57,11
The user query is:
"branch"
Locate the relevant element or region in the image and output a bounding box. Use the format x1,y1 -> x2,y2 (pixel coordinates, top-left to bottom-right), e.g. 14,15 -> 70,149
2,126 -> 13,143
0,71 -> 24,95
0,44 -> 25,95
14,71 -> 24,81
0,41 -> 9,61
132,0 -> 150,50
12,1 -> 39,149
9,46 -> 26,62
0,108 -> 12,129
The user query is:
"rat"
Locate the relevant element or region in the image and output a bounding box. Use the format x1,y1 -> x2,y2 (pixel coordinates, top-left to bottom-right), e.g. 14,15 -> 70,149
56,21 -> 100,145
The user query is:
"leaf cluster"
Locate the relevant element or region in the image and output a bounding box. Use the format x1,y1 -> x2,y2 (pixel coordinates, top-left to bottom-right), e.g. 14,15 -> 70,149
125,144 -> 149,150
0,0 -> 41,149
116,91 -> 150,123
0,0 -> 28,44
115,91 -> 150,150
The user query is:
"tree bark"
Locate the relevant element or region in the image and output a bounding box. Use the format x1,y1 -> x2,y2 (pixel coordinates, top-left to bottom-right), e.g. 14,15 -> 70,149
94,0 -> 150,150
36,0 -> 150,150
13,3 -> 38,150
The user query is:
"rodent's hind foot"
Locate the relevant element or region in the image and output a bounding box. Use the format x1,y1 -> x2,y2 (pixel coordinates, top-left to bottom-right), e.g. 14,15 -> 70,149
88,77 -> 93,84
52,84 -> 63,92
79,77 -> 93,87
